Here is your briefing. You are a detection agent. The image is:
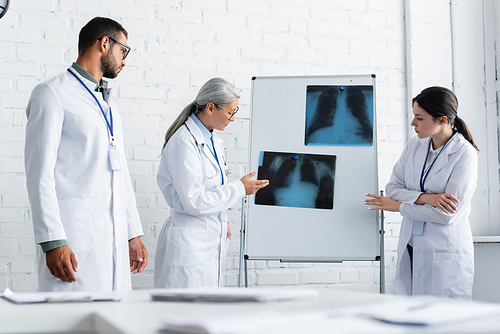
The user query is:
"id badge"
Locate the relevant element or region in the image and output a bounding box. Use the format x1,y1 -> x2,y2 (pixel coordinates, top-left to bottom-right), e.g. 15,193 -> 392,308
219,210 -> 229,222
411,220 -> 426,236
108,146 -> 122,171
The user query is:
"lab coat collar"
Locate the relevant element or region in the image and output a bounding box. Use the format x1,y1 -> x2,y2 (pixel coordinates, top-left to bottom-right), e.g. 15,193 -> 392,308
188,114 -> 224,146
419,133 -> 463,182
68,66 -> 112,104
70,62 -> 105,92
190,114 -> 212,146
185,116 -> 223,168
100,80 -> 112,104
185,116 -> 206,148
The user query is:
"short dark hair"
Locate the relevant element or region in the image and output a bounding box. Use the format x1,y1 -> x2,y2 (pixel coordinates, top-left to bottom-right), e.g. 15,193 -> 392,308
78,17 -> 128,55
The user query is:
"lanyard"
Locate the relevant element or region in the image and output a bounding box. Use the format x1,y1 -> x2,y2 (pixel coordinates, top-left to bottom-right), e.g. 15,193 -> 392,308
67,69 -> 114,146
419,136 -> 452,192
208,133 -> 228,223
209,135 -> 224,185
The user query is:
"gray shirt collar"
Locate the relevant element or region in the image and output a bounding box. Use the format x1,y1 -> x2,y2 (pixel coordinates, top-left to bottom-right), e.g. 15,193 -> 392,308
71,62 -> 104,92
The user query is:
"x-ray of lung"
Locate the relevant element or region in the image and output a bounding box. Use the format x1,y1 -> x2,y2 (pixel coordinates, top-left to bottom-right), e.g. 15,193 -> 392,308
255,151 -> 336,210
305,85 -> 373,146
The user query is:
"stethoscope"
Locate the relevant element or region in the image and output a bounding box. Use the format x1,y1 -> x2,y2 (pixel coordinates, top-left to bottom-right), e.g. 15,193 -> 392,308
184,123 -> 231,180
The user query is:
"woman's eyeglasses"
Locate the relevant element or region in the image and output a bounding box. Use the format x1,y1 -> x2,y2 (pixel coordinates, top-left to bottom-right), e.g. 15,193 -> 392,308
217,105 -> 239,119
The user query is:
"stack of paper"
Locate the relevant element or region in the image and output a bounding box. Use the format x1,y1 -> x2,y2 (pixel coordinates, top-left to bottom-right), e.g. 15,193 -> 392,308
151,287 -> 318,303
159,299 -> 500,334
342,299 -> 500,327
160,311 -> 403,334
2,288 -> 120,304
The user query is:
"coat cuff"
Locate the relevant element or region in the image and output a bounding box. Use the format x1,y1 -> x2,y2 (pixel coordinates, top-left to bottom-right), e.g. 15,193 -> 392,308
40,239 -> 68,253
237,180 -> 246,198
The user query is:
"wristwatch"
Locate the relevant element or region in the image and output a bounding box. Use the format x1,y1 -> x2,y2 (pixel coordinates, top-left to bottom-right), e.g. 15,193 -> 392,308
0,0 -> 10,20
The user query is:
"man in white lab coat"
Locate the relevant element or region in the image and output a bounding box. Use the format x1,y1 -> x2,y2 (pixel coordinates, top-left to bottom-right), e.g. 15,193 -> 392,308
24,17 -> 148,292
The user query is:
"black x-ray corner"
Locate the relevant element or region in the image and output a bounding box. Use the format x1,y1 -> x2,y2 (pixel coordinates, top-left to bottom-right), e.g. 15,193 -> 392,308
304,85 -> 374,146
255,151 -> 336,210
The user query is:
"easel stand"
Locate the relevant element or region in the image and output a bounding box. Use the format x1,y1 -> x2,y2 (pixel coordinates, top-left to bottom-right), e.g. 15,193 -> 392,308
379,190 -> 386,293
238,194 -> 386,293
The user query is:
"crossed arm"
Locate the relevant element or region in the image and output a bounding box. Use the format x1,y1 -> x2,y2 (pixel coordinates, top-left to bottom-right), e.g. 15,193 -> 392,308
364,142 -> 476,221
364,192 -> 459,213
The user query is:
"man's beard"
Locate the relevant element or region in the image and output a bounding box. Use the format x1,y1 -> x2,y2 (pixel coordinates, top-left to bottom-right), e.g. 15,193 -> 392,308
100,52 -> 118,79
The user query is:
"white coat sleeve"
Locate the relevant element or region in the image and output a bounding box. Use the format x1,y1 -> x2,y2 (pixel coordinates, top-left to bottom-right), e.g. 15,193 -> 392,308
398,148 -> 478,224
159,135 -> 245,216
386,138 -> 423,204
24,83 -> 67,243
113,110 -> 144,240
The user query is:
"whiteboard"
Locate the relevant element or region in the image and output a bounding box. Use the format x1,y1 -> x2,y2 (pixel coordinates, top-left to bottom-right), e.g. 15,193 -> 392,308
245,75 -> 379,261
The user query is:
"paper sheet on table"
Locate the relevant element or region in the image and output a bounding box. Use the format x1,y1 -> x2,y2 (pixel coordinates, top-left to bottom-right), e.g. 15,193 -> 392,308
151,287 -> 318,303
2,288 -> 120,304
342,299 -> 500,326
160,311 -> 404,334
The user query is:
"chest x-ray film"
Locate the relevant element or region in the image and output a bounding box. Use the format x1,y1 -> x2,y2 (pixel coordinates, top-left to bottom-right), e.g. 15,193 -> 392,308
255,151 -> 336,210
305,85 -> 373,146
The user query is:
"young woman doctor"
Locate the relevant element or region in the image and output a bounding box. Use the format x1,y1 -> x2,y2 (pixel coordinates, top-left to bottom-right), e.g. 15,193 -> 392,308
154,78 -> 269,289
364,87 -> 478,299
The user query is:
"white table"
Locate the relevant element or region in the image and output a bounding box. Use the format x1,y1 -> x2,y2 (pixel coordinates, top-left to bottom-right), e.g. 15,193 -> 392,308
1,288 -> 500,333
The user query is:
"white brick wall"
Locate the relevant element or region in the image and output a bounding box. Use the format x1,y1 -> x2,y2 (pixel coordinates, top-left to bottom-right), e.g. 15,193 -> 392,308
0,0 -> 407,292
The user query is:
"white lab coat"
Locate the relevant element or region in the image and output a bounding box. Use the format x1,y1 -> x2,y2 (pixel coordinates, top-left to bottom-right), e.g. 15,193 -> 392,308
386,133 -> 477,299
155,116 -> 245,289
24,68 -> 144,292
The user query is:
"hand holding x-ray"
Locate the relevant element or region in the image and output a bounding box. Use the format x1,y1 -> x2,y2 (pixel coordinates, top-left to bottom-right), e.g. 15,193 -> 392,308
240,171 -> 269,195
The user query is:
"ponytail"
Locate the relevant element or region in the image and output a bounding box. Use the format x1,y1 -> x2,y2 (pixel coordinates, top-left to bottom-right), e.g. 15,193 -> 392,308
161,102 -> 196,152
413,87 -> 479,151
454,116 -> 479,151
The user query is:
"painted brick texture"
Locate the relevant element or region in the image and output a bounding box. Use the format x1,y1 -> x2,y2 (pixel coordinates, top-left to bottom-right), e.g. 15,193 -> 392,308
0,0 -> 406,292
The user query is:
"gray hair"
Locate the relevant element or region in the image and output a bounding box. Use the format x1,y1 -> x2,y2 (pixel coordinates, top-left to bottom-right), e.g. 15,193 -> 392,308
162,77 -> 240,151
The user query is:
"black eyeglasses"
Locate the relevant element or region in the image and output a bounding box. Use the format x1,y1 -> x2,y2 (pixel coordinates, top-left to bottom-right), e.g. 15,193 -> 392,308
217,104 -> 239,119
108,37 -> 131,60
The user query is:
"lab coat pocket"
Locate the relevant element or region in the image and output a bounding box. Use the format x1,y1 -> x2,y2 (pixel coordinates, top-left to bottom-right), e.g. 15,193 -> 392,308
167,227 -> 207,267
58,198 -> 95,254
431,252 -> 474,298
